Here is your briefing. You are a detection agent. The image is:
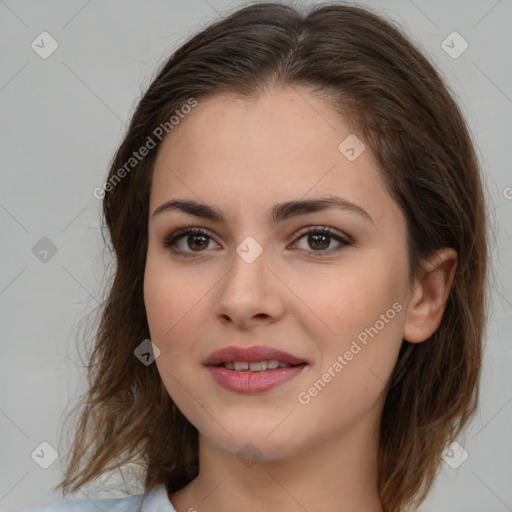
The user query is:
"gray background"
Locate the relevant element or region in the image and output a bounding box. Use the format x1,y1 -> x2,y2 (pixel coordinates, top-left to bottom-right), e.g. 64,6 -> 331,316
1,0 -> 511,511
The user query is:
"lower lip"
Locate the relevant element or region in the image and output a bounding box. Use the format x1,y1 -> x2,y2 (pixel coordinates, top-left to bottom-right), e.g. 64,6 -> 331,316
207,365 -> 307,393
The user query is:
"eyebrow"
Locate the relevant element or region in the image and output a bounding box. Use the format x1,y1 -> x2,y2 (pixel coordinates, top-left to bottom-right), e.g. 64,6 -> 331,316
151,195 -> 374,225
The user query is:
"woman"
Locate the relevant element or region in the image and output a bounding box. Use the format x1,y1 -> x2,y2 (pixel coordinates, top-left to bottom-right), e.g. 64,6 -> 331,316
28,2 -> 488,511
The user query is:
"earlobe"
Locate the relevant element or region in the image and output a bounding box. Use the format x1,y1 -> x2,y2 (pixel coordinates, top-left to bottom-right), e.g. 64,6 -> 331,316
402,248 -> 458,344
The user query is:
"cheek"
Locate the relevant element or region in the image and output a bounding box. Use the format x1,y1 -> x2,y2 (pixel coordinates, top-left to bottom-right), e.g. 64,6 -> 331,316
144,263 -> 195,379
300,255 -> 404,335
143,263 -> 207,406
293,265 -> 405,434
143,255 -> 219,399
299,254 -> 407,386
144,255 -> 205,342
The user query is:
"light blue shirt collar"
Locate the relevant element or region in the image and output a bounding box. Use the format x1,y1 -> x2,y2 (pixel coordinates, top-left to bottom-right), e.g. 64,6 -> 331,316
140,484 -> 177,511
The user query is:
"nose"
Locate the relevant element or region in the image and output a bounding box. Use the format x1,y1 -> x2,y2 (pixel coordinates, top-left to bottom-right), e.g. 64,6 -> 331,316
213,244 -> 286,330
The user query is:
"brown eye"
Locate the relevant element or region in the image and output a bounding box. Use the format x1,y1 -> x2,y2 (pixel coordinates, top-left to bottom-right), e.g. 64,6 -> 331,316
163,227 -> 220,255
163,225 -> 351,258
291,226 -> 352,255
185,233 -> 209,251
307,232 -> 331,251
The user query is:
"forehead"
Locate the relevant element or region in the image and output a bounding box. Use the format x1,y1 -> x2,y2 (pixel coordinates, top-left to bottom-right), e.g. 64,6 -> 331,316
150,87 -> 397,226
156,87 -> 358,168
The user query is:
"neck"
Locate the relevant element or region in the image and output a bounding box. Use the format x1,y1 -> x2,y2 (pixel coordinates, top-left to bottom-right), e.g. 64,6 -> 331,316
169,415 -> 383,512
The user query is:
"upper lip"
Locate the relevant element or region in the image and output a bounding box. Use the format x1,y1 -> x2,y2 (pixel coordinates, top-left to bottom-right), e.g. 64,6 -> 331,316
204,345 -> 307,366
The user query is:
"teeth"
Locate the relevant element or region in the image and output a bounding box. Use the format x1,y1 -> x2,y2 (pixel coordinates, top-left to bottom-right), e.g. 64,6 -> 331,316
224,360 -> 294,371
249,361 -> 267,371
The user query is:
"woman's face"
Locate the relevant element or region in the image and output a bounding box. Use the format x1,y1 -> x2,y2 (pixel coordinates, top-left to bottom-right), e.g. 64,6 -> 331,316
144,86 -> 413,461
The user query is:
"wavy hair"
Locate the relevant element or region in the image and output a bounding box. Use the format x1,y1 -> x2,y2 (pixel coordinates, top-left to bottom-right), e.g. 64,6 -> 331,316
56,2 -> 489,511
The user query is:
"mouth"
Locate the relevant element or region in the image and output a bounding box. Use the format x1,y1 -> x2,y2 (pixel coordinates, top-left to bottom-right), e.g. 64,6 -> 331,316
204,344 -> 308,367
204,345 -> 309,393
214,360 -> 306,371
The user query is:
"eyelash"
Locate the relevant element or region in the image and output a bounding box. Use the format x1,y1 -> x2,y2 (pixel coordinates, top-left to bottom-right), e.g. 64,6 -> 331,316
162,226 -> 352,258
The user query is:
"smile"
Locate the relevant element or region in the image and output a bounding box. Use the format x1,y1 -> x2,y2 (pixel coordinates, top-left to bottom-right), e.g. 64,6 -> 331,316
207,362 -> 308,393
218,360 -> 295,371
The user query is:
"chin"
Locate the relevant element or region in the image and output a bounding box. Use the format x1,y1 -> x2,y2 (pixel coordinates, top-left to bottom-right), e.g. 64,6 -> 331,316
202,422 -> 306,462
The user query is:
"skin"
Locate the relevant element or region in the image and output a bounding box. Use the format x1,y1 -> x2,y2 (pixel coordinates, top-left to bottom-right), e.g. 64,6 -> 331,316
143,86 -> 457,512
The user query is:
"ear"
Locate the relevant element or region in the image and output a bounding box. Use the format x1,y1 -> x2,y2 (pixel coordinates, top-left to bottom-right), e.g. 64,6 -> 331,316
403,248 -> 458,344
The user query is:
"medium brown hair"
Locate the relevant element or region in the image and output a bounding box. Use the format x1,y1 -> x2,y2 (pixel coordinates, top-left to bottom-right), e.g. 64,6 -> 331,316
57,2 -> 489,511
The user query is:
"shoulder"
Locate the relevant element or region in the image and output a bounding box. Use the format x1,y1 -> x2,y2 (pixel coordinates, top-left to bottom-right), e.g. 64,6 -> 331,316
25,494 -> 143,512
25,485 -> 175,512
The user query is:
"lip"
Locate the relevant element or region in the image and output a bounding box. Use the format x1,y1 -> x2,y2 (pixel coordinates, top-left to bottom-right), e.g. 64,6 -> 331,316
204,345 -> 308,394
207,365 -> 307,393
203,345 -> 307,366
